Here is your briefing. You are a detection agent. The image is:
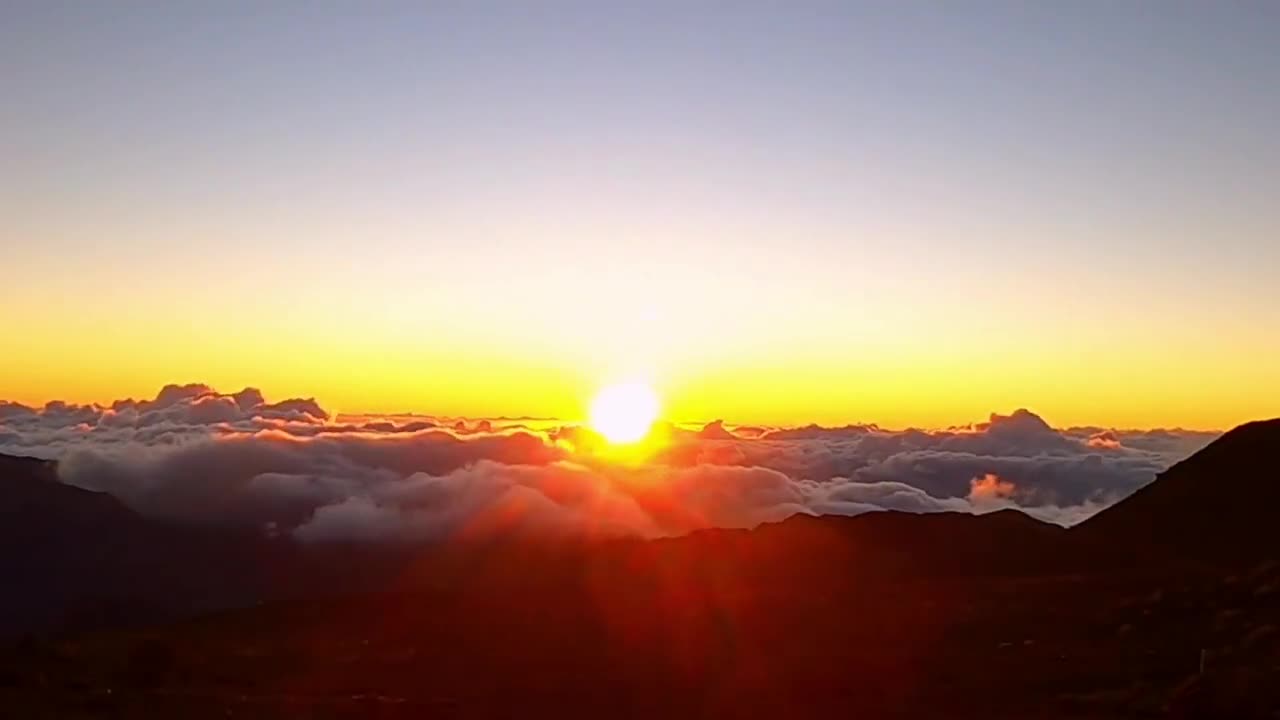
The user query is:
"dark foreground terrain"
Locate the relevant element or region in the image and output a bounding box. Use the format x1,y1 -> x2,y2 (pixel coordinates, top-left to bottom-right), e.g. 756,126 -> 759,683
1,421 -> 1277,718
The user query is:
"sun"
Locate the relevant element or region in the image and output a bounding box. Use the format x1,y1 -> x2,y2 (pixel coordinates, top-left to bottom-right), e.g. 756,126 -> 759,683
589,382 -> 660,444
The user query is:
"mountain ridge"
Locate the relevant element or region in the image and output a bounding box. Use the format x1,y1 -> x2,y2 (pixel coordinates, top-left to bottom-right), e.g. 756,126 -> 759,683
1073,417 -> 1280,565
1,417 -> 1276,639
1,419 -> 1278,717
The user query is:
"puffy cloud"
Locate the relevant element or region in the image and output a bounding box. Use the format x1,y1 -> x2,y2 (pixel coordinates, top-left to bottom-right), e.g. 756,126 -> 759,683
654,408 -> 1213,510
0,401 -> 36,420
294,462 -> 805,544
58,427 -> 564,530
1062,424 -> 1218,455
0,385 -> 1222,543
761,423 -> 880,440
808,478 -> 970,516
962,472 -> 1113,526
1085,430 -> 1123,450
0,384 -> 346,457
968,473 -> 1016,503
850,448 -> 1158,506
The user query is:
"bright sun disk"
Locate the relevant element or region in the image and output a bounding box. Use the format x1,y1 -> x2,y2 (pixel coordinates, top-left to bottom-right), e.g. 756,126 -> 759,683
589,382 -> 660,444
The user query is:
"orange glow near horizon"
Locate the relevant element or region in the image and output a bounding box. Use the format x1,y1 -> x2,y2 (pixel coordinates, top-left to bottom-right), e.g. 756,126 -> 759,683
0,288 -> 1276,432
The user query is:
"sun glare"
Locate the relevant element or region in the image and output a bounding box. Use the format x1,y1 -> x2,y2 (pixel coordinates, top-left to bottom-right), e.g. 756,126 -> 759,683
589,382 -> 660,444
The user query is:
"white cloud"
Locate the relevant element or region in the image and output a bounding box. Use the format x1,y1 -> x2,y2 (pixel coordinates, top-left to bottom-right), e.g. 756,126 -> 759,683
0,385 -> 1220,543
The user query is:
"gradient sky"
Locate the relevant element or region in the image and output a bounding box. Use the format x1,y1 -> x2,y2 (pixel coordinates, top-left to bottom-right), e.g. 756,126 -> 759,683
3,1 -> 1278,429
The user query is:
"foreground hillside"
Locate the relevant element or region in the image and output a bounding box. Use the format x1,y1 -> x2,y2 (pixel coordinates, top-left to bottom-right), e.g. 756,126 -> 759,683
1076,418 -> 1280,565
0,420 -> 1277,717
2,545 -> 1277,718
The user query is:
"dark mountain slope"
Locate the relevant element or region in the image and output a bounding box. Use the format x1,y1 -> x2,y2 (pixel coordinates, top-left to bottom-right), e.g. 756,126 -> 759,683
1074,418 -> 1280,566
3,503 -> 1275,718
1,454 -> 143,542
4,414 -> 1275,643
621,508 -> 1069,585
0,455 -> 159,633
0,455 -> 296,636
2,418 -> 1280,717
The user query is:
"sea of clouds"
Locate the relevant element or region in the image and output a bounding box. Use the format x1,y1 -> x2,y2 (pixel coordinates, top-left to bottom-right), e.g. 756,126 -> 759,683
0,384 -> 1218,544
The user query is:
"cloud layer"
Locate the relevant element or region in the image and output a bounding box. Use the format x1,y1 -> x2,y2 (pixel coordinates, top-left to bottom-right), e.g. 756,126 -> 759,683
0,385 -> 1218,543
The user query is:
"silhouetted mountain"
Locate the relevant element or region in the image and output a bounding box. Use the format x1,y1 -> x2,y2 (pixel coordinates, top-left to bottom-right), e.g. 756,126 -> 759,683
1075,418 -> 1280,567
4,413 -> 1274,639
0,454 -> 297,637
1,454 -> 159,633
625,508 -> 1068,584
0,450 -> 1072,641
0,453 -> 508,637
0,454 -> 137,538
1,422 -> 1278,717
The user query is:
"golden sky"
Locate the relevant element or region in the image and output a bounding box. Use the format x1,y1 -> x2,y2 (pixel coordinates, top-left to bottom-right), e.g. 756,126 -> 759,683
3,262 -> 1275,430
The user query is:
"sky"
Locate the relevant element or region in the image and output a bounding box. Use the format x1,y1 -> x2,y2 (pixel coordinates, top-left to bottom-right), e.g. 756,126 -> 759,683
2,1 -> 1278,429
